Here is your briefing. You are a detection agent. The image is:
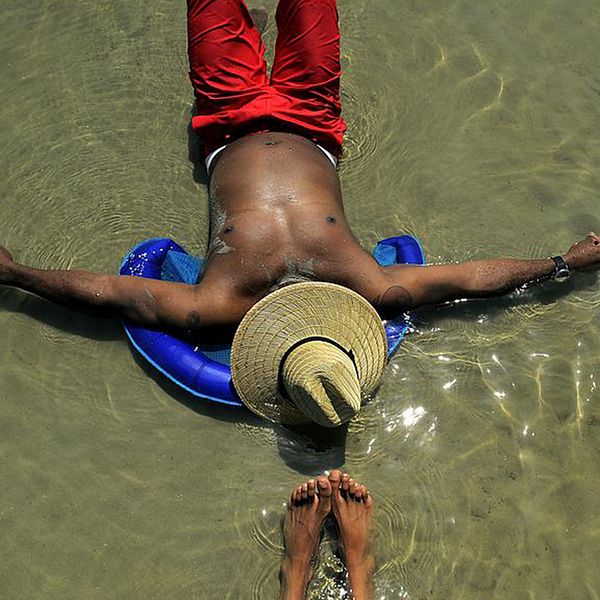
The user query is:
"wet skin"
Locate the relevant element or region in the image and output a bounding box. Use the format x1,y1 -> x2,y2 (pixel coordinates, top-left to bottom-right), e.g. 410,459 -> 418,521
280,470 -> 374,600
203,132 -> 385,315
1,131 -> 600,331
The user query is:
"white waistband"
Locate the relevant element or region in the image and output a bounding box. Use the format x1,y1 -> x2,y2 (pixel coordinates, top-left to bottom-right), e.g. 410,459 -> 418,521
205,142 -> 338,173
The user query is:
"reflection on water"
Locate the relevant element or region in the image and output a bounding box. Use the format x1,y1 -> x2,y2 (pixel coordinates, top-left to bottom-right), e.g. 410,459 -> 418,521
1,0 -> 600,598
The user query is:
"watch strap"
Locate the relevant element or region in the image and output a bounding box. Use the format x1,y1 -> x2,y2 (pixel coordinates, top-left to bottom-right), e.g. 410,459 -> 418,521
550,255 -> 570,280
551,255 -> 567,270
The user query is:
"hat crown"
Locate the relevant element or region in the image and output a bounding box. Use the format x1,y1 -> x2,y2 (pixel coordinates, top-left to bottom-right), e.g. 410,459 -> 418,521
282,340 -> 361,427
230,281 -> 388,426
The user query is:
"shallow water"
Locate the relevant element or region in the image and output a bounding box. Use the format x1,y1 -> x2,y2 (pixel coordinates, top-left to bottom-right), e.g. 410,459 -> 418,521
1,1 -> 600,598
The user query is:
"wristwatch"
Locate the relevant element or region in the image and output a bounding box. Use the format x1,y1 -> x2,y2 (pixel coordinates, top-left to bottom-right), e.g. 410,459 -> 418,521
550,255 -> 571,282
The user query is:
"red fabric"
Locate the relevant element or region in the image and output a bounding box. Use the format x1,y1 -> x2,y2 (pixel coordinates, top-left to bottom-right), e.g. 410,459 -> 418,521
187,0 -> 346,157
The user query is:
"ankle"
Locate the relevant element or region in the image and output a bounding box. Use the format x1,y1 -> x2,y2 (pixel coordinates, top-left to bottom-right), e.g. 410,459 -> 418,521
279,557 -> 311,600
346,552 -> 375,574
346,554 -> 375,600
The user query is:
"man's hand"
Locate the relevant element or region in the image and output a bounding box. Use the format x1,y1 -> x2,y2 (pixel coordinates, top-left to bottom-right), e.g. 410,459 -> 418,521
0,246 -> 15,284
564,233 -> 600,270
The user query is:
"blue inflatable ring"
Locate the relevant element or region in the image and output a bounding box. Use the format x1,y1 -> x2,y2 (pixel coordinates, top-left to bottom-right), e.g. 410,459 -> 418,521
119,235 -> 425,406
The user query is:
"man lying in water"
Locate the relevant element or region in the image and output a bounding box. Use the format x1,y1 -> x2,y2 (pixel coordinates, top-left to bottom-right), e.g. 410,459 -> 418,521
281,470 -> 374,600
0,0 -> 599,422
1,0 -> 599,330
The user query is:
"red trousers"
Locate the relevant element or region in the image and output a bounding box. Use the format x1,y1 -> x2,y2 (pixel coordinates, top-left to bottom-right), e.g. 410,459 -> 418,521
187,0 -> 346,157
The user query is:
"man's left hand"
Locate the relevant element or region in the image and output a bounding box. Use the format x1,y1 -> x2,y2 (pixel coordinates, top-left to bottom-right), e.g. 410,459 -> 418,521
564,233 -> 600,270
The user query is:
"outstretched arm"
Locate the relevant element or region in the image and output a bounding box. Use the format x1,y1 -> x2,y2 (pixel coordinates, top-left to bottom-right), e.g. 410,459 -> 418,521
0,246 -> 239,329
374,233 -> 600,314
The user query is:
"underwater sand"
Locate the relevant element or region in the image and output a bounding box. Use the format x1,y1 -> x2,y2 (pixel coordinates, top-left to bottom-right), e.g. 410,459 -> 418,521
1,1 -> 600,598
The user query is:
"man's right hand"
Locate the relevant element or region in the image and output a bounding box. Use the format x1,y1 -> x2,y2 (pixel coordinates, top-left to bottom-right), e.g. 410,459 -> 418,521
564,233 -> 600,270
0,246 -> 15,284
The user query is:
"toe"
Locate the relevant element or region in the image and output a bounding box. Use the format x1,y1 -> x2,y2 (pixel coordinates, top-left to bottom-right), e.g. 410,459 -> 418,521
293,485 -> 302,505
357,484 -> 367,501
317,476 -> 332,498
300,482 -> 308,502
341,474 -> 350,494
328,470 -> 342,489
307,479 -> 316,500
315,476 -> 332,516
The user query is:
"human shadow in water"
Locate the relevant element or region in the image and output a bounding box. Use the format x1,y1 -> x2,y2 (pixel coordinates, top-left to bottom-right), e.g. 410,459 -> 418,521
187,108 -> 209,186
130,344 -> 348,473
275,422 -> 349,475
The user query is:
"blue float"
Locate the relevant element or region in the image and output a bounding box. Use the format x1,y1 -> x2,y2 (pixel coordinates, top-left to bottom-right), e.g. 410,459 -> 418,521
119,235 -> 425,406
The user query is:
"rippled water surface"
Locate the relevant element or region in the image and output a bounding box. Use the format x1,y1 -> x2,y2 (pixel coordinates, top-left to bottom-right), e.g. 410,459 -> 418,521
2,1 -> 600,598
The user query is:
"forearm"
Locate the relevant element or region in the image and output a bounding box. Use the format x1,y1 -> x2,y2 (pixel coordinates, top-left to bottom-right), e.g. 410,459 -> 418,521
428,232 -> 600,306
6,263 -> 197,327
448,257 -> 556,298
380,257 -> 557,311
10,264 -> 117,309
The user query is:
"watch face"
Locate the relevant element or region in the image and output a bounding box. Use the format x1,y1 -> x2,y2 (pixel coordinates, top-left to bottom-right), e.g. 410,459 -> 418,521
555,268 -> 570,282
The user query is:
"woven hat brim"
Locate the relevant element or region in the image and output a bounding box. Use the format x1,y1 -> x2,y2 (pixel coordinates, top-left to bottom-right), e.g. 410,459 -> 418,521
230,282 -> 387,424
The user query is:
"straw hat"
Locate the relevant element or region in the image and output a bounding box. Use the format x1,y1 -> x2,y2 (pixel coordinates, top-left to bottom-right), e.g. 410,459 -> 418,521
230,282 -> 388,427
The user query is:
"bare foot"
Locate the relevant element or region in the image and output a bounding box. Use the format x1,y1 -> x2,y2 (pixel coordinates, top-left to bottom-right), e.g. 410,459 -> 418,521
328,470 -> 375,600
279,476 -> 332,600
249,6 -> 268,35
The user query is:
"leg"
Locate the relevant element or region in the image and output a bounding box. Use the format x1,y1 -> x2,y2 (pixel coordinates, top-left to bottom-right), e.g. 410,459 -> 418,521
328,470 -> 375,600
269,0 -> 346,156
279,476 -> 332,600
271,0 -> 342,102
187,0 -> 268,150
